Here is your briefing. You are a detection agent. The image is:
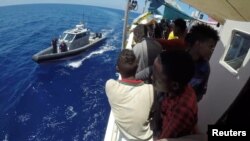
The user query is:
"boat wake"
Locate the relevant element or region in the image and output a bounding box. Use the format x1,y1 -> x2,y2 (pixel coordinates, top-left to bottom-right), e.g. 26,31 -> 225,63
101,28 -> 114,37
67,44 -> 116,68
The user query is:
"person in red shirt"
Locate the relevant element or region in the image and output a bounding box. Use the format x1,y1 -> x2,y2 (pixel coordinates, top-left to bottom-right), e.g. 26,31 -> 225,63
151,51 -> 197,139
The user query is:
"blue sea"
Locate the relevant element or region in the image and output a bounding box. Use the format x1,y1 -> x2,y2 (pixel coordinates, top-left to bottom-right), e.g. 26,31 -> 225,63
0,4 -> 138,141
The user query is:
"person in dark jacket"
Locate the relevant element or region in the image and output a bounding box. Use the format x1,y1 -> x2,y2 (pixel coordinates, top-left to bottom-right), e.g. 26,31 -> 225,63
185,23 -> 219,101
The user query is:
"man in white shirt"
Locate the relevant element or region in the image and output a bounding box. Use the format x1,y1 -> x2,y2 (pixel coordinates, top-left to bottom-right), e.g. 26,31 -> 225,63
105,49 -> 154,140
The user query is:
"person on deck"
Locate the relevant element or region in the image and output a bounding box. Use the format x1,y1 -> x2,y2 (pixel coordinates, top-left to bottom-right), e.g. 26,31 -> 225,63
132,24 -> 162,83
168,18 -> 187,40
151,51 -> 197,139
157,23 -> 219,102
157,18 -> 187,51
185,23 -> 219,101
105,49 -> 154,140
60,42 -> 68,52
159,18 -> 171,39
52,38 -> 58,53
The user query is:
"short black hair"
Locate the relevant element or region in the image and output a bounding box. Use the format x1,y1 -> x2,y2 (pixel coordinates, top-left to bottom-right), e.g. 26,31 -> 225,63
117,49 -> 137,77
159,50 -> 195,89
185,23 -> 219,46
174,18 -> 187,33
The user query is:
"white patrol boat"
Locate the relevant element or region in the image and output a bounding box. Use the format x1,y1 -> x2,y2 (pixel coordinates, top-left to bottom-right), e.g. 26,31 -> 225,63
32,22 -> 106,63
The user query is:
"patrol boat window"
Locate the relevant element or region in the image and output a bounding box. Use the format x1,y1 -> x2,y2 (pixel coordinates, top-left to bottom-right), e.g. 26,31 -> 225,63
64,33 -> 75,42
224,31 -> 250,71
75,32 -> 87,40
60,33 -> 67,40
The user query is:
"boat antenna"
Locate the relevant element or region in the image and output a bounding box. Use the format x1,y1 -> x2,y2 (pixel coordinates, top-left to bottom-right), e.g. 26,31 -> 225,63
80,9 -> 85,24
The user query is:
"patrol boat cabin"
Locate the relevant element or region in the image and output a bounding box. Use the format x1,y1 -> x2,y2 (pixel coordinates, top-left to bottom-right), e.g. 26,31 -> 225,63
58,23 -> 92,51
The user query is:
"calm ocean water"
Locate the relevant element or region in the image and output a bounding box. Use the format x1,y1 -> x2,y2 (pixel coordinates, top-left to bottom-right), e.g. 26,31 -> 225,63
0,4 -> 138,141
